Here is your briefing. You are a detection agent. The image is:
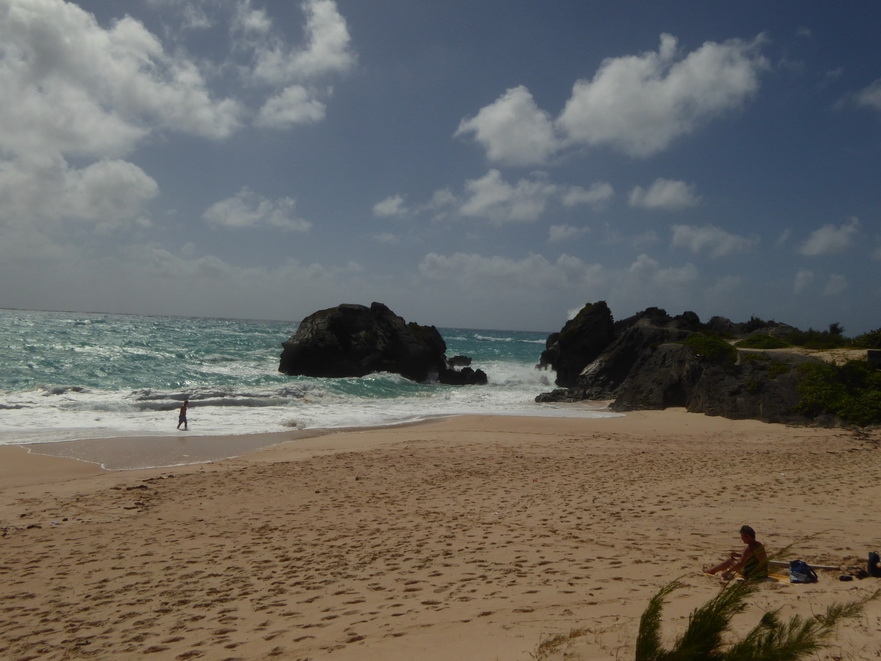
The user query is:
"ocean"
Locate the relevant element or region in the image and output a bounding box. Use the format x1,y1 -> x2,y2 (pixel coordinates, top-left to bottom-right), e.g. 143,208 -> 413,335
0,309 -> 617,447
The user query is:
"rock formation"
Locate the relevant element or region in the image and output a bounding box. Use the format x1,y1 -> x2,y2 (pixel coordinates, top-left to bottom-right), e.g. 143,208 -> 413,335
279,303 -> 487,385
537,301 -> 615,387
536,302 -> 825,424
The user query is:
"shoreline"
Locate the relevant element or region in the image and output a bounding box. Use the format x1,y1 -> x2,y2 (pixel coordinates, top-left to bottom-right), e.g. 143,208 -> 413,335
7,404 -> 619,472
3,410 -> 881,660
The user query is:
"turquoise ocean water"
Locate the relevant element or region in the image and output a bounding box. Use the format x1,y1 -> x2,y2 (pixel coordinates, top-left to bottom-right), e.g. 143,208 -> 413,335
0,309 -> 616,446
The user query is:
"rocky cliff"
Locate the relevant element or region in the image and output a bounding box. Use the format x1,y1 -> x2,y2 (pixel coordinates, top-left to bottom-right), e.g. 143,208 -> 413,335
536,302 -> 825,424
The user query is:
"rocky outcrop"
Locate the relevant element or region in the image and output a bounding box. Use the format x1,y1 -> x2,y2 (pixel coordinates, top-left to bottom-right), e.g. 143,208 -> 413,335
537,301 -> 615,387
536,303 -> 824,424
278,302 -> 487,385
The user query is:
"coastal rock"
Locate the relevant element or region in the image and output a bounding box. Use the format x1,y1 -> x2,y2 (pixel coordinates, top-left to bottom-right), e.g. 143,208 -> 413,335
575,308 -> 700,400
535,303 -> 823,424
279,302 -> 487,385
537,301 -> 614,387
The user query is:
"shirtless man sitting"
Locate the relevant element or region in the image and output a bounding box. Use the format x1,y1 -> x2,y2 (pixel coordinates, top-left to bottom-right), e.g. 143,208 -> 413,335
704,525 -> 769,580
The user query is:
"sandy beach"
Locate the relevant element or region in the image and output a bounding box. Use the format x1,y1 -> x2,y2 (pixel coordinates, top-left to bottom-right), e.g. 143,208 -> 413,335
2,410 -> 881,660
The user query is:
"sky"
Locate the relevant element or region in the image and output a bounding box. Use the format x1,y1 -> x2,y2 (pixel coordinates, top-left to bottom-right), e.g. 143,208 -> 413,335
1,0 -> 880,334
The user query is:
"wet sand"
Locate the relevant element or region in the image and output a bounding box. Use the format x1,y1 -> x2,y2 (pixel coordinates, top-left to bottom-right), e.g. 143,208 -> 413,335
2,410 -> 881,660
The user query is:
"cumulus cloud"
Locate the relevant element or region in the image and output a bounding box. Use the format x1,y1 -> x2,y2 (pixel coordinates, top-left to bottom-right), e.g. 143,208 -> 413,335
0,0 -> 242,161
798,217 -> 859,256
458,170 -> 558,225
373,195 -> 409,218
454,86 -> 558,166
854,78 -> 881,111
670,224 -> 756,257
256,85 -> 326,128
422,172 -> 614,225
557,34 -> 767,157
240,0 -> 355,132
823,273 -> 847,296
249,0 -> 355,84
562,182 -> 614,208
793,269 -> 814,294
457,34 -> 767,162
0,157 -> 158,228
548,224 -> 589,244
372,232 -> 401,245
416,249 -> 706,318
629,179 -> 701,211
203,187 -> 311,232
419,252 -> 605,290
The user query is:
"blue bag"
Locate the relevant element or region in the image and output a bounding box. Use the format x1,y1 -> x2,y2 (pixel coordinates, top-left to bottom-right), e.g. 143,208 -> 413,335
789,559 -> 818,583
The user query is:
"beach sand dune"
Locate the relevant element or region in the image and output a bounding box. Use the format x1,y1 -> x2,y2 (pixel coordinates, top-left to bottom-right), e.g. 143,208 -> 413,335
2,410 -> 881,660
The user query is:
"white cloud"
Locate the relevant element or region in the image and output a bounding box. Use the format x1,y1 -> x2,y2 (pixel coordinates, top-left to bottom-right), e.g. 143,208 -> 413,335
798,217 -> 859,256
233,1 -> 271,34
629,179 -> 701,211
203,187 -> 311,232
422,174 -> 610,225
454,86 -> 558,166
557,34 -> 767,157
823,273 -> 847,296
628,253 -> 659,275
0,0 -> 242,161
250,0 -> 355,85
793,269 -> 814,294
372,232 -> 401,245
256,85 -> 326,128
419,252 -> 605,290
562,182 -> 614,208
548,224 -> 589,244
854,78 -> 881,111
373,195 -> 409,218
776,228 -> 792,246
670,224 -> 756,257
459,170 -> 558,225
0,157 -> 158,227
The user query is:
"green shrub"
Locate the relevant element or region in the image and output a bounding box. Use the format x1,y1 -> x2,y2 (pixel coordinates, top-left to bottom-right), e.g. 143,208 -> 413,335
785,328 -> 850,350
795,360 -> 881,426
736,334 -> 790,349
854,327 -> 881,349
681,334 -> 737,367
768,361 -> 791,377
740,352 -> 771,363
636,579 -> 878,661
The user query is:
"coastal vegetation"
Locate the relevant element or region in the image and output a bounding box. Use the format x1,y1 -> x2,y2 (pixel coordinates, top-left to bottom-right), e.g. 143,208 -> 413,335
795,360 -> 881,426
680,334 -> 738,367
537,302 -> 880,427
634,580 -> 878,661
735,319 -> 881,351
533,580 -> 878,660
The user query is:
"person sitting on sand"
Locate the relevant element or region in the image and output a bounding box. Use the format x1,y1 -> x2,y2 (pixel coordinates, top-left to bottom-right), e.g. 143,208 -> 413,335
177,400 -> 189,431
704,525 -> 769,580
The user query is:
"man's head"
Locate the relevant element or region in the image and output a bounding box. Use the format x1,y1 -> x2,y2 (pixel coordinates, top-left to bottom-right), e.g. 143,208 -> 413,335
740,525 -> 756,541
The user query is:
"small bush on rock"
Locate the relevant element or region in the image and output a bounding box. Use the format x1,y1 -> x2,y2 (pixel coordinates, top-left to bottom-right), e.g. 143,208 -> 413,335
736,334 -> 790,349
680,335 -> 737,368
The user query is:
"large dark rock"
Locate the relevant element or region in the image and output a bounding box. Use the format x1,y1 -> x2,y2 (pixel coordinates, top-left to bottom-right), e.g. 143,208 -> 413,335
535,304 -> 824,425
279,302 -> 487,385
537,301 -> 615,387
575,307 -> 698,400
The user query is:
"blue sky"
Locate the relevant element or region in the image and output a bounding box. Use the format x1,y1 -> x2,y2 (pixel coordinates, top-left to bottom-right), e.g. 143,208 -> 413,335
1,0 -> 880,333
